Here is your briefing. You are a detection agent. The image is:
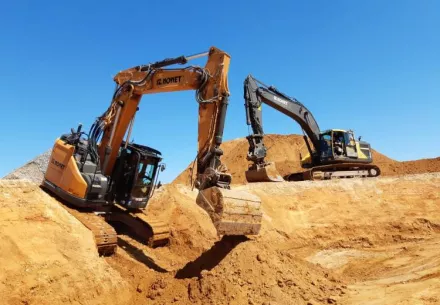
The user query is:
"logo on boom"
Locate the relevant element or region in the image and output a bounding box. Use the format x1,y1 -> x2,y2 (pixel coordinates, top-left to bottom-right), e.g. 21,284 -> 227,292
156,76 -> 182,86
51,158 -> 66,170
274,96 -> 288,106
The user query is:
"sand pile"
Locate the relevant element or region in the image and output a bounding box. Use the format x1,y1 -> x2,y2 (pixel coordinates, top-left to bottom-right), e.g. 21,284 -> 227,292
104,173 -> 440,304
117,239 -> 345,305
3,134 -> 440,305
106,183 -> 346,305
2,172 -> 438,304
173,134 -> 440,185
0,180 -> 131,305
374,156 -> 440,176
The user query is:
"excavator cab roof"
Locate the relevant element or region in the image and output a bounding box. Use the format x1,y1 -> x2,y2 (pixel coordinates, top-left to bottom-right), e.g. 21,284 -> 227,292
120,141 -> 162,162
320,129 -> 348,134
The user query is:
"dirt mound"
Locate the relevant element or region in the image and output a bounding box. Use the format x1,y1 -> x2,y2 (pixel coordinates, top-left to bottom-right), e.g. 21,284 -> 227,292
4,134 -> 440,304
173,134 -> 440,185
3,150 -> 51,183
2,169 -> 440,304
374,156 -> 440,176
107,182 -> 346,304
0,180 -> 131,305
104,173 -> 440,304
106,183 -> 345,304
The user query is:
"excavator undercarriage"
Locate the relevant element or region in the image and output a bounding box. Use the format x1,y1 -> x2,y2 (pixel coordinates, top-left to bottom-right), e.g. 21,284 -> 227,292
42,181 -> 171,256
105,204 -> 170,247
285,163 -> 381,181
58,203 -> 118,255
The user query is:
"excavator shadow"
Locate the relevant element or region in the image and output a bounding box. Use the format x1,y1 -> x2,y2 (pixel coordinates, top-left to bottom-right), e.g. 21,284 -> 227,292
117,237 -> 168,273
175,235 -> 249,279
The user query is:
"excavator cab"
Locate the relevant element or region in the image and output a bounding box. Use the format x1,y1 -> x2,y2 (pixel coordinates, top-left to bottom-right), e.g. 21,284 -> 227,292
319,129 -> 368,163
110,143 -> 164,209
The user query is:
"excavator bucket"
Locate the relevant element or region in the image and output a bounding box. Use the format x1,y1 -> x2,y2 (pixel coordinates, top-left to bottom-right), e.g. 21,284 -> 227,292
245,162 -> 284,183
196,187 -> 262,235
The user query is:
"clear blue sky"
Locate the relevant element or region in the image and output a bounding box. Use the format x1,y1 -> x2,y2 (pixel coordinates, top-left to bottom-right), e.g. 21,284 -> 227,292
1,1 -> 439,182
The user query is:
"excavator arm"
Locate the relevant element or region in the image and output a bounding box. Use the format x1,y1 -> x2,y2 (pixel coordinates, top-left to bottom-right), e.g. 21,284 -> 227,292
86,47 -> 261,235
95,48 -> 230,192
243,75 -> 321,182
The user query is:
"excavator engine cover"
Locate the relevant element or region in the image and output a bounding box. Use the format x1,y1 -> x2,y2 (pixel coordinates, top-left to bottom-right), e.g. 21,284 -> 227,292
245,162 -> 284,183
196,186 -> 262,235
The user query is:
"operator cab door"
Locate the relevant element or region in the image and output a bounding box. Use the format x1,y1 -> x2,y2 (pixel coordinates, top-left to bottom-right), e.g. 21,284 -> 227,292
344,131 -> 358,158
318,132 -> 333,161
331,130 -> 345,158
112,148 -> 142,207
130,158 -> 158,207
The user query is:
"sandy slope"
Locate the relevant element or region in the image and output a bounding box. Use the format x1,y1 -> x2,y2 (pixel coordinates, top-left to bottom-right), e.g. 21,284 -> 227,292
0,180 -> 131,305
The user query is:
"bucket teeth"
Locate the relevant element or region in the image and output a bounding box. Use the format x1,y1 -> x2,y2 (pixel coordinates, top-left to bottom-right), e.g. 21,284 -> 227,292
245,162 -> 284,183
196,187 -> 262,236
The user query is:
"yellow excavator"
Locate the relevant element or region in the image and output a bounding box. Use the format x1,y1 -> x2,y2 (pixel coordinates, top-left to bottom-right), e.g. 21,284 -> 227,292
244,75 -> 381,182
42,47 -> 262,255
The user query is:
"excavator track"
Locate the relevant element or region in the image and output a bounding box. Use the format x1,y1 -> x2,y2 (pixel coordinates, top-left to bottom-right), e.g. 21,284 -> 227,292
105,204 -> 170,247
60,205 -> 118,256
285,163 -> 381,181
40,183 -> 170,252
39,185 -> 118,256
2,180 -> 118,256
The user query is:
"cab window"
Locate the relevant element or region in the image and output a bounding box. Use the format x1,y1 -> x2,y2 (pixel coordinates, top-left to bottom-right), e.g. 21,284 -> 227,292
320,133 -> 331,141
344,133 -> 355,146
132,160 -> 157,199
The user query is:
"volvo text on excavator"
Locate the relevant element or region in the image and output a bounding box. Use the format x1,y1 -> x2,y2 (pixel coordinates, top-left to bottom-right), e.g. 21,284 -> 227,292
42,48 -> 262,255
243,74 -> 381,182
